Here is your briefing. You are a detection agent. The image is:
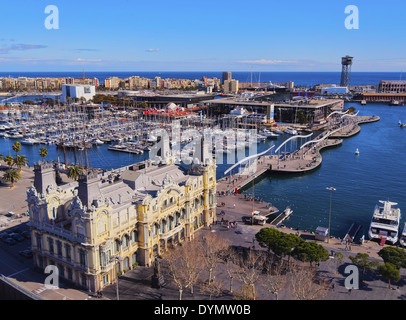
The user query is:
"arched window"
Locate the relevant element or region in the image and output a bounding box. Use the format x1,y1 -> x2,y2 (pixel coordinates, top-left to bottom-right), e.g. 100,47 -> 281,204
131,230 -> 137,243
132,252 -> 137,265
152,223 -> 158,235
168,216 -> 173,230
122,235 -> 129,248
123,257 -> 130,270
160,220 -> 166,234
114,239 -> 121,253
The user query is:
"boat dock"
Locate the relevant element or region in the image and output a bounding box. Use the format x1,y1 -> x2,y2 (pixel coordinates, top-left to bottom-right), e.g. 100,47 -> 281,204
343,222 -> 362,242
270,207 -> 293,226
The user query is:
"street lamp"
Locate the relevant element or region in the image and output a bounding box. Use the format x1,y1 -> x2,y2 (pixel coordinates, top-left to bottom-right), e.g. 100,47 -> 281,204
326,187 -> 336,243
111,256 -> 123,300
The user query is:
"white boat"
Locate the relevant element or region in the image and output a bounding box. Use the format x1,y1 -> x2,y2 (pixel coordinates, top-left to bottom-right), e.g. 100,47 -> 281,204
399,223 -> 406,247
8,131 -> 23,139
260,129 -> 279,139
355,148 -> 359,155
368,200 -> 401,244
284,127 -> 298,135
92,139 -> 104,145
21,137 -> 39,145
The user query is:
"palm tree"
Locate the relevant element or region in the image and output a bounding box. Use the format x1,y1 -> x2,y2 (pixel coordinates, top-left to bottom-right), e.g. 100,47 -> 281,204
14,155 -> 28,172
2,168 -> 21,189
4,155 -> 14,168
39,147 -> 48,162
67,165 -> 83,181
12,141 -> 21,157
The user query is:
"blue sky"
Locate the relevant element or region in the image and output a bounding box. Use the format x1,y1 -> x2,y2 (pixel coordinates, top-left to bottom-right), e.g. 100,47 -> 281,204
0,0 -> 405,72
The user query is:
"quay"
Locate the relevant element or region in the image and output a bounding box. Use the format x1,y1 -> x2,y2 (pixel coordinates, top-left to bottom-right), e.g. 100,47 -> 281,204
329,115 -> 380,139
217,115 -> 380,195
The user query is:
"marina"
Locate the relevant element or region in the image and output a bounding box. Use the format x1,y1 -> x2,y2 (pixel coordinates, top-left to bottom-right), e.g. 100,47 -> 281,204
0,100 -> 404,243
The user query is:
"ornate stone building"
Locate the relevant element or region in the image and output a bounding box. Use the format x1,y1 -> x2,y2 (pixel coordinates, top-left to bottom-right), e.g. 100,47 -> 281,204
27,142 -> 216,293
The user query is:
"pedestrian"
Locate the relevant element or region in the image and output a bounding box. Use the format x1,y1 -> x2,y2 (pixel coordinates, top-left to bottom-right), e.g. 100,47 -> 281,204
233,203 -> 236,209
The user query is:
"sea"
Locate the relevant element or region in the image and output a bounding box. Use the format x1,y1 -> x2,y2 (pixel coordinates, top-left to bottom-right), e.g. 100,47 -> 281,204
1,71 -> 405,242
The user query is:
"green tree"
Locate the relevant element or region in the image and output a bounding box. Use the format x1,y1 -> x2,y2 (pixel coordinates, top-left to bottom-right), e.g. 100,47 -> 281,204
255,228 -> 282,253
378,262 -> 401,289
2,168 -> 21,188
0,153 -> 3,161
378,247 -> 406,270
14,155 -> 28,172
349,253 -> 379,282
67,165 -> 83,181
12,141 -> 21,158
292,241 -> 329,266
39,147 -> 48,162
4,155 -> 14,168
273,233 -> 303,262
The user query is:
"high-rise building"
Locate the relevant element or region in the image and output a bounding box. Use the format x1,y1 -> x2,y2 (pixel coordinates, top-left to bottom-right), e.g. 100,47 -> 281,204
222,72 -> 232,84
223,79 -> 239,93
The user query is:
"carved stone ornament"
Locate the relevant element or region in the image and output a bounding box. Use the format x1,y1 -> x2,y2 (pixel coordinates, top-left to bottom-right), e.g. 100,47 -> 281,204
27,185 -> 38,198
46,184 -> 55,195
71,196 -> 83,211
162,173 -> 174,187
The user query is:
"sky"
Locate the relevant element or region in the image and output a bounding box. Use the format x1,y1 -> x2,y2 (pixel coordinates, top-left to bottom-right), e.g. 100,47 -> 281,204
0,0 -> 405,72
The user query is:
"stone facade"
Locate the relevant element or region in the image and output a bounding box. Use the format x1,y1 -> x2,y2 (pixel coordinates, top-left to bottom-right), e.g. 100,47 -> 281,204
27,157 -> 216,293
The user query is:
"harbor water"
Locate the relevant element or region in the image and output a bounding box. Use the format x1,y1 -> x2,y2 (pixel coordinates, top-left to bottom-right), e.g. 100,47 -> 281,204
0,102 -> 405,241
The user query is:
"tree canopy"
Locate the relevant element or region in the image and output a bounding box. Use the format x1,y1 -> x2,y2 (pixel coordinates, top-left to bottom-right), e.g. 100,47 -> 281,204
255,228 -> 328,265
291,241 -> 329,265
378,247 -> 406,269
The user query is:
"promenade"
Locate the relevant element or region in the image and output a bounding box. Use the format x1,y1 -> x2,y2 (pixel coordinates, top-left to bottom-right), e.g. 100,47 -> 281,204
219,115 -> 380,194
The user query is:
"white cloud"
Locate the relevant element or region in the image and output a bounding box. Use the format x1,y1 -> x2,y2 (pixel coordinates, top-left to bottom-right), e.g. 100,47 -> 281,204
0,43 -> 47,54
75,58 -> 102,62
237,59 -> 297,65
146,49 -> 160,52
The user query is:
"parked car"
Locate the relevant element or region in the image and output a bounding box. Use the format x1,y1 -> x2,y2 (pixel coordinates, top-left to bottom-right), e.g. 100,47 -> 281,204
21,230 -> 31,239
4,237 -> 17,245
11,233 -> 25,242
0,232 -> 9,241
19,249 -> 33,258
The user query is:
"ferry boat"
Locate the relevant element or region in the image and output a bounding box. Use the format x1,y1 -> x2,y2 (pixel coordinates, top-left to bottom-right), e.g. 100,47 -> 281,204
368,200 -> 401,244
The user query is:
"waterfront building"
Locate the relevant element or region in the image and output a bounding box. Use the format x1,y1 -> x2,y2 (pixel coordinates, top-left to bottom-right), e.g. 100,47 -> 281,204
320,85 -> 349,95
104,77 -> 120,90
354,92 -> 406,104
222,71 -> 232,84
223,79 -> 239,94
27,139 -> 217,293
378,80 -> 406,93
61,84 -> 96,103
206,96 -> 343,124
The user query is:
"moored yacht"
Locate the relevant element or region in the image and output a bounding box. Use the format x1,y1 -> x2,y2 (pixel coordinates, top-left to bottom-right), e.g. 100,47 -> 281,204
399,223 -> 406,247
368,200 -> 401,244
284,127 -> 298,135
